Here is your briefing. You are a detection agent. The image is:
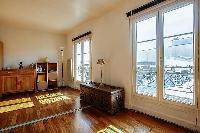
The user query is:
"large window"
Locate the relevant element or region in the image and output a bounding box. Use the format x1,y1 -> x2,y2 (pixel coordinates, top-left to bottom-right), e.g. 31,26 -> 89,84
74,39 -> 91,83
134,1 -> 196,105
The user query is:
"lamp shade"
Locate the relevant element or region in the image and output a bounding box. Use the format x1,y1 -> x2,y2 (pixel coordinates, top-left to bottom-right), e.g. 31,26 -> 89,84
97,59 -> 105,65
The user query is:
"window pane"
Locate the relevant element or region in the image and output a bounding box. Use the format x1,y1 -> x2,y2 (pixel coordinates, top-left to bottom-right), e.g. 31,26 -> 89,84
75,43 -> 82,81
136,40 -> 157,97
137,16 -> 156,42
83,40 -> 90,82
76,42 -> 81,54
83,40 -> 90,65
163,4 -> 193,37
164,34 -> 194,105
83,40 -> 90,53
76,54 -> 82,81
163,4 -> 194,105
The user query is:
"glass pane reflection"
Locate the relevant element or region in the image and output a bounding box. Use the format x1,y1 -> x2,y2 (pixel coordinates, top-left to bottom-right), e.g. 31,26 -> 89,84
136,40 -> 157,97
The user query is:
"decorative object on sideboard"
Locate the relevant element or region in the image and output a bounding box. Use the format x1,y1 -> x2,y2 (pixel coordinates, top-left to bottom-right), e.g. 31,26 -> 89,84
37,57 -> 49,63
2,63 -> 35,71
97,59 -> 106,88
29,63 -> 36,69
45,56 -> 49,62
19,61 -> 23,69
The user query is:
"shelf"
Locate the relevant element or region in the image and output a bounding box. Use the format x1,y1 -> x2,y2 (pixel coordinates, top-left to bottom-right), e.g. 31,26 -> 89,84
37,80 -> 46,82
36,62 -> 58,89
37,72 -> 47,74
49,79 -> 57,82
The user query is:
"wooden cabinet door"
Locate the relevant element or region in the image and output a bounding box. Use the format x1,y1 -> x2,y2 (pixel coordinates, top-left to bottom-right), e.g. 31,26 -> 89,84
0,76 -> 3,93
3,76 -> 17,93
0,41 -> 3,70
17,75 -> 35,91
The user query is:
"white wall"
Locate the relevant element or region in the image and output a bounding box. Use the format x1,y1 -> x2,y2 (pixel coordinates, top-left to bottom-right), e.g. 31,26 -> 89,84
0,25 -> 66,68
65,0 -> 199,131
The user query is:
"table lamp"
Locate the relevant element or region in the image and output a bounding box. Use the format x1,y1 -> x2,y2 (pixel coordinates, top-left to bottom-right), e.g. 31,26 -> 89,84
97,59 -> 105,88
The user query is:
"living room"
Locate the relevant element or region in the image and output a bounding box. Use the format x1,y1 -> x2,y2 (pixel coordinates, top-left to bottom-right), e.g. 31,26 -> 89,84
0,0 -> 198,132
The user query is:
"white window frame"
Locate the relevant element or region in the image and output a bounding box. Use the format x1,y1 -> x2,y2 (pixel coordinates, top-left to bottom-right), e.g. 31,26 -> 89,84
74,38 -> 92,83
132,0 -> 198,107
133,12 -> 159,100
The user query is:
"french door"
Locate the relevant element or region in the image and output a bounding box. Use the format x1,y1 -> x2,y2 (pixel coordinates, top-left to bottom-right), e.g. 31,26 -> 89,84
74,39 -> 91,83
134,0 -> 197,105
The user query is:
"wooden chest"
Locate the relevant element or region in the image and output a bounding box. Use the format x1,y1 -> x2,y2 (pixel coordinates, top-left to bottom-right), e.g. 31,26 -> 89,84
80,82 -> 124,115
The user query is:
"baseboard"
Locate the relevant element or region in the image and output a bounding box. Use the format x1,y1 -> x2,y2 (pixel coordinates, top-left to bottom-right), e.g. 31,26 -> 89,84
65,82 -> 75,89
131,104 -> 197,132
196,125 -> 200,132
125,102 -> 132,109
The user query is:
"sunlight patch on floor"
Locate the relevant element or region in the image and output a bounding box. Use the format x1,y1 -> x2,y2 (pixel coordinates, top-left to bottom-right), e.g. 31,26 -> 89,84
97,125 -> 124,133
0,98 -> 34,113
36,92 -> 71,104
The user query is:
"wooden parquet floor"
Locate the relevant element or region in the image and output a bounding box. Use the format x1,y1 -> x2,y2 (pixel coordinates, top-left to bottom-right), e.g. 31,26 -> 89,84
0,88 -> 194,133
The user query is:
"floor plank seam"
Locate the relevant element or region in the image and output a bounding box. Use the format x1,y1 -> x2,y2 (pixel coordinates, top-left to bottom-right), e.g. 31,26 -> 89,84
0,105 -> 91,132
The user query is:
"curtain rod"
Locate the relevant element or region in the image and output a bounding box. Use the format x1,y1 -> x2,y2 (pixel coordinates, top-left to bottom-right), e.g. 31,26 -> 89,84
126,0 -> 166,17
72,31 -> 92,42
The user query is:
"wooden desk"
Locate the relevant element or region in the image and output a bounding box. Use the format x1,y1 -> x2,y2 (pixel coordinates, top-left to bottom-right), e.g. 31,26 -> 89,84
80,82 -> 124,114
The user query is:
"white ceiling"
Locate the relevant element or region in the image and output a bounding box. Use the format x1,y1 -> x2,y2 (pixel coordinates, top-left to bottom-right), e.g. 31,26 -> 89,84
0,0 -> 124,34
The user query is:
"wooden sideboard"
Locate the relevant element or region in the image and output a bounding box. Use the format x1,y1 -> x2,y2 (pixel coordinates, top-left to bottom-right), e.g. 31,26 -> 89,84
0,69 -> 36,95
80,82 -> 124,115
0,41 -> 3,70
